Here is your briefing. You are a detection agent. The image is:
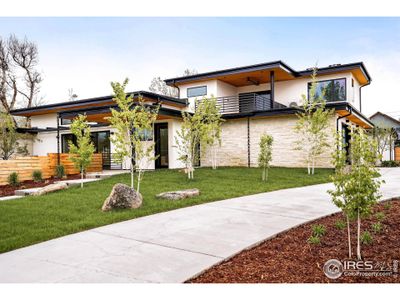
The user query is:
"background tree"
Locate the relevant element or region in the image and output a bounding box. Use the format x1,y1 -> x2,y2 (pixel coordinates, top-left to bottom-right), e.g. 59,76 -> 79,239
329,127 -> 382,259
68,88 -> 78,101
149,68 -> 197,97
258,133 -> 273,181
369,124 -> 397,163
294,69 -> 334,175
108,78 -> 159,193
0,112 -> 30,160
197,96 -> 223,169
68,114 -> 95,188
0,35 -> 42,125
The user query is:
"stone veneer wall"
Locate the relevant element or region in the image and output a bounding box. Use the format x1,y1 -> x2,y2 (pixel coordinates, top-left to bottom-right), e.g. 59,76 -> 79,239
201,114 -> 336,168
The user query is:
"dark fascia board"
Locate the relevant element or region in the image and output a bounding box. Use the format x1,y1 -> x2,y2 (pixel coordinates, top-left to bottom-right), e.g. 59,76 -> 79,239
10,91 -> 187,116
370,111 -> 400,126
165,61 -> 371,86
164,60 -> 297,86
298,62 -> 371,83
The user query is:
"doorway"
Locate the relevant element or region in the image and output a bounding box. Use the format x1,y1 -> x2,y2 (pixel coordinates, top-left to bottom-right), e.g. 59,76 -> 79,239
155,123 -> 169,168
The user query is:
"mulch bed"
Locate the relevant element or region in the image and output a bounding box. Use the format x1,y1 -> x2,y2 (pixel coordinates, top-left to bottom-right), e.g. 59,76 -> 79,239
0,174 -> 82,197
188,199 -> 400,283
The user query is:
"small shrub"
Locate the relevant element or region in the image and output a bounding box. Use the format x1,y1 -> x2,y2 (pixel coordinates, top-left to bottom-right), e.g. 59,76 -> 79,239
55,165 -> 65,179
308,235 -> 321,245
375,212 -> 385,222
371,222 -> 382,234
32,170 -> 43,182
311,224 -> 326,237
384,202 -> 392,211
361,231 -> 373,245
335,219 -> 346,230
381,160 -> 399,167
8,172 -> 20,187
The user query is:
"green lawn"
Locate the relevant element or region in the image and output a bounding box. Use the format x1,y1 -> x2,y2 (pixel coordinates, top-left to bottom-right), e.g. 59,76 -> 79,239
0,167 -> 333,253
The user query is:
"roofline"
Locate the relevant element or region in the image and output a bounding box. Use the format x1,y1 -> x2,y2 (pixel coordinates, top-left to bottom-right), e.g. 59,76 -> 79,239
370,111 -> 400,126
165,61 -> 371,86
164,60 -> 297,86
10,91 -> 187,116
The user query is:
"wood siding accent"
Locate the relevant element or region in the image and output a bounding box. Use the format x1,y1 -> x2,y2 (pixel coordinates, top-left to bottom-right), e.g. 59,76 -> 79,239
395,147 -> 400,162
0,153 -> 102,185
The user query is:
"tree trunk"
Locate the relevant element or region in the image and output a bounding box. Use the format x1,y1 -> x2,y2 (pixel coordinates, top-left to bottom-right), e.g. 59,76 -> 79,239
262,167 -> 265,181
130,163 -> 135,189
357,209 -> 362,260
266,168 -> 268,181
80,167 -> 84,189
346,214 -> 352,258
137,171 -> 141,194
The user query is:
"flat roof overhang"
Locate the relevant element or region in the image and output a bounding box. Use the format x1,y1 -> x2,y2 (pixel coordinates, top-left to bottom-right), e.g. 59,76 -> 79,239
223,102 -> 374,129
10,91 -> 187,118
165,61 -> 371,87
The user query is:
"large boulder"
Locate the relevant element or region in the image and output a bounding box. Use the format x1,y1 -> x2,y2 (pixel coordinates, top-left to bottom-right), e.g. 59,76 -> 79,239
32,182 -> 68,196
156,188 -> 200,201
102,183 -> 142,212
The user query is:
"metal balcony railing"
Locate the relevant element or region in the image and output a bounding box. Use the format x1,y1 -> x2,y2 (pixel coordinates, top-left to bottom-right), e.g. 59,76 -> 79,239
195,93 -> 282,115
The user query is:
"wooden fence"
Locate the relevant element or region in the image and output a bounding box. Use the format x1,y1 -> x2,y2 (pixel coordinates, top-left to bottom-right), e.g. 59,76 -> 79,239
0,153 -> 102,186
395,147 -> 400,162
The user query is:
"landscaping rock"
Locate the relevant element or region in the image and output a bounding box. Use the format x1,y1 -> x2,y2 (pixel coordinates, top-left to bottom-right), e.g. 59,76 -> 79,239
156,188 -> 200,201
32,182 -> 68,196
102,183 -> 142,211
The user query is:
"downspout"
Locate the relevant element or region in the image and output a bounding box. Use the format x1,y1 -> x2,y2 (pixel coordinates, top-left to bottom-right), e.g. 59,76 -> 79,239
172,80 -> 181,99
359,82 -> 370,113
247,117 -> 250,167
56,113 -> 60,165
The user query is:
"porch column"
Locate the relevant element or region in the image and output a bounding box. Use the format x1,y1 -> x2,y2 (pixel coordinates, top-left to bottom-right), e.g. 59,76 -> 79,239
270,71 -> 275,109
56,113 -> 60,165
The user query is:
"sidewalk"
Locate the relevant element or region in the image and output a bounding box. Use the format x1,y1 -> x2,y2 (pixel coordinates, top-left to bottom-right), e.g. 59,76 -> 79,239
0,168 -> 398,283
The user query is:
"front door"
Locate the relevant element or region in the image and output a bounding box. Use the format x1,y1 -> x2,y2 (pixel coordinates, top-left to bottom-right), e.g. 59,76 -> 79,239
155,123 -> 169,168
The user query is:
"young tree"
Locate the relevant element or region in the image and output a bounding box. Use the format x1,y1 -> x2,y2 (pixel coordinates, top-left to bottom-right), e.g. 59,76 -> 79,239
68,114 -> 95,188
175,111 -> 202,180
328,127 -> 383,259
0,35 -> 42,124
107,78 -> 159,193
294,69 -> 334,175
370,124 -> 396,163
258,133 -> 273,181
196,97 -> 223,169
0,112 -> 30,160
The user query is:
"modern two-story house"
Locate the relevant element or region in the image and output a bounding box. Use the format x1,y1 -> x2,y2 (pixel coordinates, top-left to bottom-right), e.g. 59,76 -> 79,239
11,60 -> 374,170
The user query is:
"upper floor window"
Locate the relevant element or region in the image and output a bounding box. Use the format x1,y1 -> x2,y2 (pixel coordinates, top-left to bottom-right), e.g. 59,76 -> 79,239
308,78 -> 346,102
187,86 -> 207,98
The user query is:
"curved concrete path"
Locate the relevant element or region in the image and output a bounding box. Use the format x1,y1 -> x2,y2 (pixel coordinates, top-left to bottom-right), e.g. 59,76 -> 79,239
0,168 -> 399,283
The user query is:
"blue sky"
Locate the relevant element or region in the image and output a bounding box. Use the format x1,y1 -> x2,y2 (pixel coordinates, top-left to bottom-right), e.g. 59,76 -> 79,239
1,17 -> 400,117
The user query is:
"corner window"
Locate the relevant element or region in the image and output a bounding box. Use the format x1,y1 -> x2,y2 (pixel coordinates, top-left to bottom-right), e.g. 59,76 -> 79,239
308,78 -> 346,102
137,128 -> 153,141
187,86 -> 207,98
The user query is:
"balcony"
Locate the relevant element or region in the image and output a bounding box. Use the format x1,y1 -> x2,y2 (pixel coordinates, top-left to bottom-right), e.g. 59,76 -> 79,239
196,92 -> 286,115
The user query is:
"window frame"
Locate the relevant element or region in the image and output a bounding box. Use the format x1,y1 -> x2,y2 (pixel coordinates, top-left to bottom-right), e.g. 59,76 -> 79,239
307,77 -> 347,102
187,85 -> 207,98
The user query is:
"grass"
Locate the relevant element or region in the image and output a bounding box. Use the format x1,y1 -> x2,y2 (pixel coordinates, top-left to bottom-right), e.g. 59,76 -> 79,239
0,167 -> 333,253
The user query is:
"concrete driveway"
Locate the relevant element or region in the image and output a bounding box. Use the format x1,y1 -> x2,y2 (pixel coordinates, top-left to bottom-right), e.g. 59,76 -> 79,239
0,168 -> 399,283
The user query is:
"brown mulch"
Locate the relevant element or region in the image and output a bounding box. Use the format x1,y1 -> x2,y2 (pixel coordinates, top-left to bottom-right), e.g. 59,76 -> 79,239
0,174 -> 82,197
188,199 -> 400,283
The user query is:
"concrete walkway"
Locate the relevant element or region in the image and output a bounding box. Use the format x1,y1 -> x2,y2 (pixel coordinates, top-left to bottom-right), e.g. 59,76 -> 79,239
0,168 -> 399,283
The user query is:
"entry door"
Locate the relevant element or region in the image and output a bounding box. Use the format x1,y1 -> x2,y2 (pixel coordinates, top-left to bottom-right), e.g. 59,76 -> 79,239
155,123 -> 169,168
342,124 -> 351,163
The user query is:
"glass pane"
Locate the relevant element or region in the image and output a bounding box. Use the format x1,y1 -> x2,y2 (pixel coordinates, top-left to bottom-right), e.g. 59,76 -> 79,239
333,79 -> 346,101
61,134 -> 75,153
159,128 -> 169,167
97,132 -> 110,153
187,86 -> 207,98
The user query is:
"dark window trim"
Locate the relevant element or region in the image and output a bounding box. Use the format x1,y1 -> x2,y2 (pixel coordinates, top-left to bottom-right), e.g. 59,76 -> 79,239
187,85 -> 207,98
307,77 -> 347,102
61,130 -> 110,153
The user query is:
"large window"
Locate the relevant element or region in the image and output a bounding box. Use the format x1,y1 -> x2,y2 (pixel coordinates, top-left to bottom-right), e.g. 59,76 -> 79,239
308,78 -> 346,102
187,86 -> 207,98
61,131 -> 110,153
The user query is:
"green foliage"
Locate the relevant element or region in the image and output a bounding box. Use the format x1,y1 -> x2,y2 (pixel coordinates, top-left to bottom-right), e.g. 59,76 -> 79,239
335,219 -> 346,230
7,172 -> 19,187
361,231 -> 373,245
55,165 -> 65,179
328,126 -> 383,259
258,133 -> 273,181
107,78 -> 159,192
371,222 -> 382,234
381,160 -> 399,167
294,69 -> 334,175
375,211 -> 385,222
68,114 -> 95,188
369,125 -> 397,163
383,201 -> 392,211
307,235 -> 321,245
0,112 -> 31,160
32,170 -> 43,182
311,224 -> 326,237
